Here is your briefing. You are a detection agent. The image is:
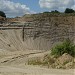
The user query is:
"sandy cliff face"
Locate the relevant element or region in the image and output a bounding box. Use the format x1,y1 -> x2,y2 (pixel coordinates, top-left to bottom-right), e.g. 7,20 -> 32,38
0,14 -> 75,51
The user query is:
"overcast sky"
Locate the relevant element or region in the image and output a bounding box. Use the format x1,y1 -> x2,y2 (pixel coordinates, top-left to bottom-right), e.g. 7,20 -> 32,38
0,0 -> 75,17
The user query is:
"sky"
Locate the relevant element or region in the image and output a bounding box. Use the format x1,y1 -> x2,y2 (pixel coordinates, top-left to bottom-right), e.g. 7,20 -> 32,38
0,0 -> 75,17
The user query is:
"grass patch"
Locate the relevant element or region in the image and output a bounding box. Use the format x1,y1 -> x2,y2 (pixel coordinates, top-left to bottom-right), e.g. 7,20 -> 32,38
28,59 -> 43,65
27,55 -> 55,66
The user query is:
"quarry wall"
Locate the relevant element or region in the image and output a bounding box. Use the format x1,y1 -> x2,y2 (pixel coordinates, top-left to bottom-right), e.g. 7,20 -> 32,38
0,16 -> 75,51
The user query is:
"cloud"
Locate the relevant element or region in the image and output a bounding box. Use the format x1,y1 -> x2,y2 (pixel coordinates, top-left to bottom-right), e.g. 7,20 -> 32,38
0,0 -> 33,17
39,0 -> 75,11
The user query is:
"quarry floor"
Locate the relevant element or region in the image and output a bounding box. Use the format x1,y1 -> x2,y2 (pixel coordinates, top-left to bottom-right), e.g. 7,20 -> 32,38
0,50 -> 74,75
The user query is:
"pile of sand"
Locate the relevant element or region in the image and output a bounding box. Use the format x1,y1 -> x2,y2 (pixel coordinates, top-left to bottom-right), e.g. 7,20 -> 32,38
53,53 -> 74,69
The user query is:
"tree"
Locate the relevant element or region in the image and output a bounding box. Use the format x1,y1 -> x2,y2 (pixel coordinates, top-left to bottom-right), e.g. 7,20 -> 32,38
0,11 -> 6,18
51,10 -> 60,13
64,8 -> 75,13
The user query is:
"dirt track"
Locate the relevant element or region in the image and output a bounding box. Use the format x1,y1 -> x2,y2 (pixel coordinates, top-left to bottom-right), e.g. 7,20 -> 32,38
0,66 -> 74,75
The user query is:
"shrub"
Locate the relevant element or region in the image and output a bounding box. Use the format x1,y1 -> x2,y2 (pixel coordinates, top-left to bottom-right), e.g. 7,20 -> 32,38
0,11 -> 6,18
51,39 -> 75,57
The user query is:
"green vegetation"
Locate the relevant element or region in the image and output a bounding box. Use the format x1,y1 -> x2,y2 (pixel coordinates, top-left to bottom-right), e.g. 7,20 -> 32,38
43,10 -> 59,14
0,11 -> 6,18
51,10 -> 60,13
65,8 -> 75,13
43,8 -> 75,15
51,39 -> 75,57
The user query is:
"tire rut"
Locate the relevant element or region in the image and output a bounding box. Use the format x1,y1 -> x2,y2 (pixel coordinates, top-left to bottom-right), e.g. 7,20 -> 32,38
0,51 -> 46,64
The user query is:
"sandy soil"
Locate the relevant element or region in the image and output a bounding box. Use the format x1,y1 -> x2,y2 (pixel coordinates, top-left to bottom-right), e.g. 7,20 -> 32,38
0,65 -> 74,75
0,50 -> 74,75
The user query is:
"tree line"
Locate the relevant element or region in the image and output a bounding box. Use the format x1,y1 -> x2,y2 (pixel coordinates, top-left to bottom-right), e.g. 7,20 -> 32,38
43,8 -> 75,14
0,8 -> 75,18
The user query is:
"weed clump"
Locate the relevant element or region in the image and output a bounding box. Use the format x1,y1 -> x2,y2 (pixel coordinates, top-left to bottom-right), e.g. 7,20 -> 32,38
51,39 -> 75,57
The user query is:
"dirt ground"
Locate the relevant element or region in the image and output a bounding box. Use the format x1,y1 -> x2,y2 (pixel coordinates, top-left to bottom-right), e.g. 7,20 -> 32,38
0,50 -> 74,75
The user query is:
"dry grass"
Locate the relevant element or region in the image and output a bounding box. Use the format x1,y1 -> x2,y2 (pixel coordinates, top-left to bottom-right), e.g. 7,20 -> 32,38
27,53 -> 75,69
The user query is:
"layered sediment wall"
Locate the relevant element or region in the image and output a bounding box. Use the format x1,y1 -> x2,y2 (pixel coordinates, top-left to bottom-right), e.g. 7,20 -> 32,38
0,15 -> 75,51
